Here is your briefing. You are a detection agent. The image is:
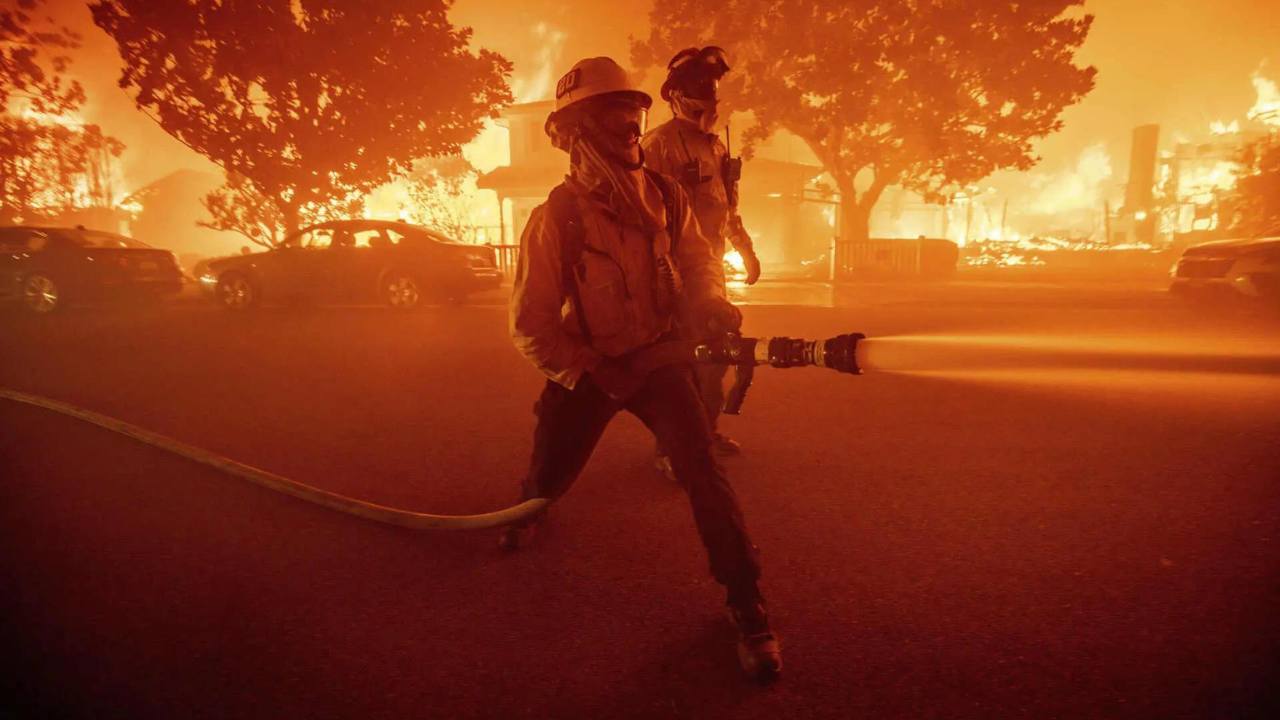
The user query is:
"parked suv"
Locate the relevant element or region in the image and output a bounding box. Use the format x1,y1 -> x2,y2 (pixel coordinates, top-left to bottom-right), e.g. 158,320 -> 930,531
1169,235 -> 1280,304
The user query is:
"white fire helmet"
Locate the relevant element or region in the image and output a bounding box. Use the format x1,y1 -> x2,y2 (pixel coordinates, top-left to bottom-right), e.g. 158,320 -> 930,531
545,57 -> 651,148
553,57 -> 651,113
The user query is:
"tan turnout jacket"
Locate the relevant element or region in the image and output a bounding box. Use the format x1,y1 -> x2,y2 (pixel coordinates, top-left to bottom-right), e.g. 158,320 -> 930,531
510,175 -> 726,390
642,117 -> 754,259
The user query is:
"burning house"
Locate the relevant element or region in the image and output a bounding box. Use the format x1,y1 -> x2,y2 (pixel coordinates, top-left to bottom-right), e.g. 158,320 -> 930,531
1156,124 -> 1272,244
0,109 -> 129,232
1112,68 -> 1280,247
475,101 -> 563,246
118,169 -> 243,266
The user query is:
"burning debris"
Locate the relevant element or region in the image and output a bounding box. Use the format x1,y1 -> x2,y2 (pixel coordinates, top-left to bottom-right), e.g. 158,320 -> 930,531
964,235 -> 1160,269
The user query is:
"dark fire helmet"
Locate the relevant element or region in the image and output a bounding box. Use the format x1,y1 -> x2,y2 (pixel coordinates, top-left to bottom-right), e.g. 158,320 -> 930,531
660,46 -> 731,102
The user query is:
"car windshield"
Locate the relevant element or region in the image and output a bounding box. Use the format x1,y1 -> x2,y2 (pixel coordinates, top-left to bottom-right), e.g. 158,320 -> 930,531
55,229 -> 151,249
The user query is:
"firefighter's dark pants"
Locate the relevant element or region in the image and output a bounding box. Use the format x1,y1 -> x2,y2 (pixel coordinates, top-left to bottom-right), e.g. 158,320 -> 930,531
519,363 -> 761,592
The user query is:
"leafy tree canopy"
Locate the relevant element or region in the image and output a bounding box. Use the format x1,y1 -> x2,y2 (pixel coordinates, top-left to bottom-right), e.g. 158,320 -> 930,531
1231,139 -> 1280,236
634,0 -> 1096,240
1,0 -> 86,114
2,1 -> 123,222
404,154 -> 483,243
92,0 -> 513,232
0,116 -> 125,222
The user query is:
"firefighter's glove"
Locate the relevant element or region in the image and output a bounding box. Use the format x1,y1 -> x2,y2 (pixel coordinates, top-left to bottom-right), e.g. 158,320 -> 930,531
584,358 -> 642,404
741,246 -> 761,285
687,296 -> 743,339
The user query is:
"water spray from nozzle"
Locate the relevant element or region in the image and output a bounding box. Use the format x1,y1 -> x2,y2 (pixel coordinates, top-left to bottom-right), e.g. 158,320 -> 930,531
853,334 -> 1280,377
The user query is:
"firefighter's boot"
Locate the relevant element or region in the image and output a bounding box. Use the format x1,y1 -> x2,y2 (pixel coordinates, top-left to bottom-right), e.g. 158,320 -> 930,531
712,433 -> 742,456
727,598 -> 782,683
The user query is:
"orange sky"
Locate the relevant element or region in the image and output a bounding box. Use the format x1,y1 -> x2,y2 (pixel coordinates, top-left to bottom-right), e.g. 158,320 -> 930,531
37,0 -> 1280,196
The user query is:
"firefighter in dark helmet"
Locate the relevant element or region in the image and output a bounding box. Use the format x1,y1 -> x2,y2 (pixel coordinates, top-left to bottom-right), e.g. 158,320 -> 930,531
643,46 -> 761,475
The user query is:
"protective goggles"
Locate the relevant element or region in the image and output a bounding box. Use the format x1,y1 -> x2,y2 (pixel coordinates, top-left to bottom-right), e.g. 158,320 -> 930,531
593,100 -> 648,139
669,46 -> 732,76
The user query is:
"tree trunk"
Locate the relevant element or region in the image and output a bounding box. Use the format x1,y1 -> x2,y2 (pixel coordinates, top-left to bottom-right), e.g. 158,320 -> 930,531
836,175 -> 871,243
838,174 -> 890,244
843,203 -> 873,244
279,198 -> 300,240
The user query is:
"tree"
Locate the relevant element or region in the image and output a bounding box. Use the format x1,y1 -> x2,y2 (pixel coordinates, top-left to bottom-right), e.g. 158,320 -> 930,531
634,0 -> 1096,242
48,122 -> 125,208
198,171 -> 288,249
1,0 -> 85,115
199,169 -> 364,248
1231,137 -> 1280,235
2,0 -> 124,222
0,116 -> 125,221
404,154 -> 483,243
92,0 -> 512,235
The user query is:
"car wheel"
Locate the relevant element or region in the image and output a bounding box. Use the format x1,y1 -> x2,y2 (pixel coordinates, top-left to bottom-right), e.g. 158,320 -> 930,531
383,271 -> 423,310
216,272 -> 258,311
21,273 -> 61,314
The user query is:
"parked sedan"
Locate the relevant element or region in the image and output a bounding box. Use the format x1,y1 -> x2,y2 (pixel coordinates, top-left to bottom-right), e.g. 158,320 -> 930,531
1169,235 -> 1280,304
0,226 -> 183,313
200,220 -> 503,310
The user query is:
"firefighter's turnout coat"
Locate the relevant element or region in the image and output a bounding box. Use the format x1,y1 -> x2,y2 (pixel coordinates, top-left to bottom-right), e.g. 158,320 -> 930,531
642,117 -> 754,261
510,173 -> 725,390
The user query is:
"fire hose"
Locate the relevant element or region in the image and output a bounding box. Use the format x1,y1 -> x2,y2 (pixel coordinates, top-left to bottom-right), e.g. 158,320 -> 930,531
0,333 -> 865,531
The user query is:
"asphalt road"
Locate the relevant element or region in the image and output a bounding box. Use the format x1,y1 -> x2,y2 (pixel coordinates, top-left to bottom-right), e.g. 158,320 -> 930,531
2,282 -> 1278,719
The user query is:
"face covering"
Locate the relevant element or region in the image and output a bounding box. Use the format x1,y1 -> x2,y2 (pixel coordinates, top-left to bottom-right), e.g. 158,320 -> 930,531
562,102 -> 665,231
672,91 -> 719,133
571,130 -> 665,232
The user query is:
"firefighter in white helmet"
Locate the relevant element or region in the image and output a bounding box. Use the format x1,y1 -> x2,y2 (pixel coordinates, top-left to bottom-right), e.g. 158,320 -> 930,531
504,56 -> 781,682
643,46 -> 760,469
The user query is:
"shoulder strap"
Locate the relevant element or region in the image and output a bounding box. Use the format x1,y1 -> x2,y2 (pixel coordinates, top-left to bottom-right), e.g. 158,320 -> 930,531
643,168 -> 681,252
545,184 -> 593,347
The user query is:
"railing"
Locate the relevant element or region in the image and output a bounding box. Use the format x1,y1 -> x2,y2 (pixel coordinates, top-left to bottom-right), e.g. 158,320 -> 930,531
490,244 -> 520,280
831,238 -> 958,280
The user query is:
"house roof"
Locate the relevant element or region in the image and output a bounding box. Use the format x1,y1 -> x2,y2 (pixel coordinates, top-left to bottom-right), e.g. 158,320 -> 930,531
119,169 -> 223,204
493,100 -> 554,128
476,164 -> 565,195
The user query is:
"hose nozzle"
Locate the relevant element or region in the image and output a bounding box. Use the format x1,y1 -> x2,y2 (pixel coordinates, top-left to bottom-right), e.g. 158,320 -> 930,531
694,332 -> 866,374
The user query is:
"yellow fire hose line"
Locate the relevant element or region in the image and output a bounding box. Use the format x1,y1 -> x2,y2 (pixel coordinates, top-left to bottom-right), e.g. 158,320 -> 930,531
0,388 -> 549,531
